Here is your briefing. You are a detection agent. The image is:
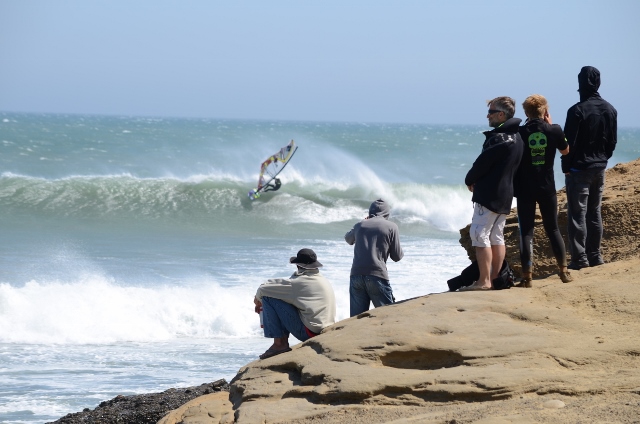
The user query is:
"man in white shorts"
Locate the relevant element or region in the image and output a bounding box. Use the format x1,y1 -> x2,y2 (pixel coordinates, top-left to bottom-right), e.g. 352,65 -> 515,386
471,205 -> 506,249
463,97 -> 523,290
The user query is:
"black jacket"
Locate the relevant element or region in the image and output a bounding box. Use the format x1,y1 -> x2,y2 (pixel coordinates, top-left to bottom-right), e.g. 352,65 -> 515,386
515,118 -> 568,197
561,66 -> 617,173
465,118 -> 523,214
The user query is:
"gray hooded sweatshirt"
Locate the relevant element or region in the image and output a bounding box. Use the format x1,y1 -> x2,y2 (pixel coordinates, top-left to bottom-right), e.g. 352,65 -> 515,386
344,199 -> 404,280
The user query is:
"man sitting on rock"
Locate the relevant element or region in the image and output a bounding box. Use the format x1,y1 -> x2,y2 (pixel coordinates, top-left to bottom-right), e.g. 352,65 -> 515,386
253,248 -> 336,360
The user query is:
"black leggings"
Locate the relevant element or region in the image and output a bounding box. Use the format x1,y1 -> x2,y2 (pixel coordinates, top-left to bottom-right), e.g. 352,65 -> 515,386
516,191 -> 567,273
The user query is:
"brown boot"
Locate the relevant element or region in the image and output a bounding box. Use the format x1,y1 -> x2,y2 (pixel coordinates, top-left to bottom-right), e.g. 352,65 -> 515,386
515,278 -> 532,288
559,271 -> 574,283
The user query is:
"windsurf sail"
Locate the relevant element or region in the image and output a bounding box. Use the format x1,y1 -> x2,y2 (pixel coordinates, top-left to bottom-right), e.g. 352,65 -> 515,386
248,140 -> 298,200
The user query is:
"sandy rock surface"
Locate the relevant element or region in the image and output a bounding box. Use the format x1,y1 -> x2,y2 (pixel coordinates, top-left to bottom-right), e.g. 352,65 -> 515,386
157,392 -> 233,424
167,257 -> 640,423
161,159 -> 640,424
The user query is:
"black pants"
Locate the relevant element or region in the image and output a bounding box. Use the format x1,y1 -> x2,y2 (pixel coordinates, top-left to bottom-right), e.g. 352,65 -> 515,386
565,168 -> 605,266
516,189 -> 567,273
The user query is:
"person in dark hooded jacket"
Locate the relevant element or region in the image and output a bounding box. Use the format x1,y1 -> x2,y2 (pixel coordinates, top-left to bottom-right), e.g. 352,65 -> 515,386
345,199 -> 404,316
562,66 -> 617,270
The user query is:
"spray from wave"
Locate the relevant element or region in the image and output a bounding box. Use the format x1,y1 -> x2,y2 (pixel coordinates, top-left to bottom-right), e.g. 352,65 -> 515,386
0,275 -> 260,344
0,162 -> 471,234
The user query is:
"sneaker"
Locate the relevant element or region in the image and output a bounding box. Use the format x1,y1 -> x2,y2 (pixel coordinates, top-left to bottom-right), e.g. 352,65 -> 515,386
514,278 -> 532,288
559,271 -> 574,284
589,260 -> 604,267
568,262 -> 589,271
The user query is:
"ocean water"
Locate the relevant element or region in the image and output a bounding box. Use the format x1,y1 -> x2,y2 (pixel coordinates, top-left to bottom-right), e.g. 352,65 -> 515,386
0,113 -> 638,423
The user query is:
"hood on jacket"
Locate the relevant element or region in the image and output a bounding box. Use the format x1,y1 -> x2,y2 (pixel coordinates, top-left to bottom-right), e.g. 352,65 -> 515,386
578,66 -> 601,101
368,199 -> 390,219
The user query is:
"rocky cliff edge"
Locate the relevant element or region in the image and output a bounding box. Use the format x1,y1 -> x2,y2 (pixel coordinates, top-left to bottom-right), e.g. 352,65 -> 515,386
159,159 -> 640,424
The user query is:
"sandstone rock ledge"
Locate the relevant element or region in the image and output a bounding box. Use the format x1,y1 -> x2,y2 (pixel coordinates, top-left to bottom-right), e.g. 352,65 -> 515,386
160,159 -> 640,424
161,258 -> 640,424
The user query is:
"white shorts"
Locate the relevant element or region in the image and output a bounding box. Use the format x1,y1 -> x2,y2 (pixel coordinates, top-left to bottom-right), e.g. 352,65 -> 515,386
470,204 -> 506,248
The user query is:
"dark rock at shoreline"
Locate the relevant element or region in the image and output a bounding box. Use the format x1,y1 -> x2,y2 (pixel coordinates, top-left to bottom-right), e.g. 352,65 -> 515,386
46,379 -> 229,424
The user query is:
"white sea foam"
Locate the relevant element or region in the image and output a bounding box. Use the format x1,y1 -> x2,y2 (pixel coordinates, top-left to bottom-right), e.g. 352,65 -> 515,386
392,184 -> 472,232
0,398 -> 71,418
256,194 -> 365,224
0,236 -> 465,347
0,276 -> 260,344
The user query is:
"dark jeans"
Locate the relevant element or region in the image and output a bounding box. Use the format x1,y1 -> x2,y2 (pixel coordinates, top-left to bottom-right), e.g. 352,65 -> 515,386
261,296 -> 311,342
349,275 -> 395,317
565,168 -> 605,267
516,189 -> 567,273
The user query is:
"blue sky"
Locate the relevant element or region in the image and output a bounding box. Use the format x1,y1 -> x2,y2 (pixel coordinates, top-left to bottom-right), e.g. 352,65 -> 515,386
1,0 -> 638,126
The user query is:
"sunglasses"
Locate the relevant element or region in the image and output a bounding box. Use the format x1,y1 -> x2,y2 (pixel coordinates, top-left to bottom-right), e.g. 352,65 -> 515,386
488,109 -> 503,115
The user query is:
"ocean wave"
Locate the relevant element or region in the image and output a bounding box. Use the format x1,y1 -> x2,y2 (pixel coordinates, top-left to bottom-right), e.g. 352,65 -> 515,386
0,172 -> 471,234
0,236 -> 469,345
0,276 -> 261,344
